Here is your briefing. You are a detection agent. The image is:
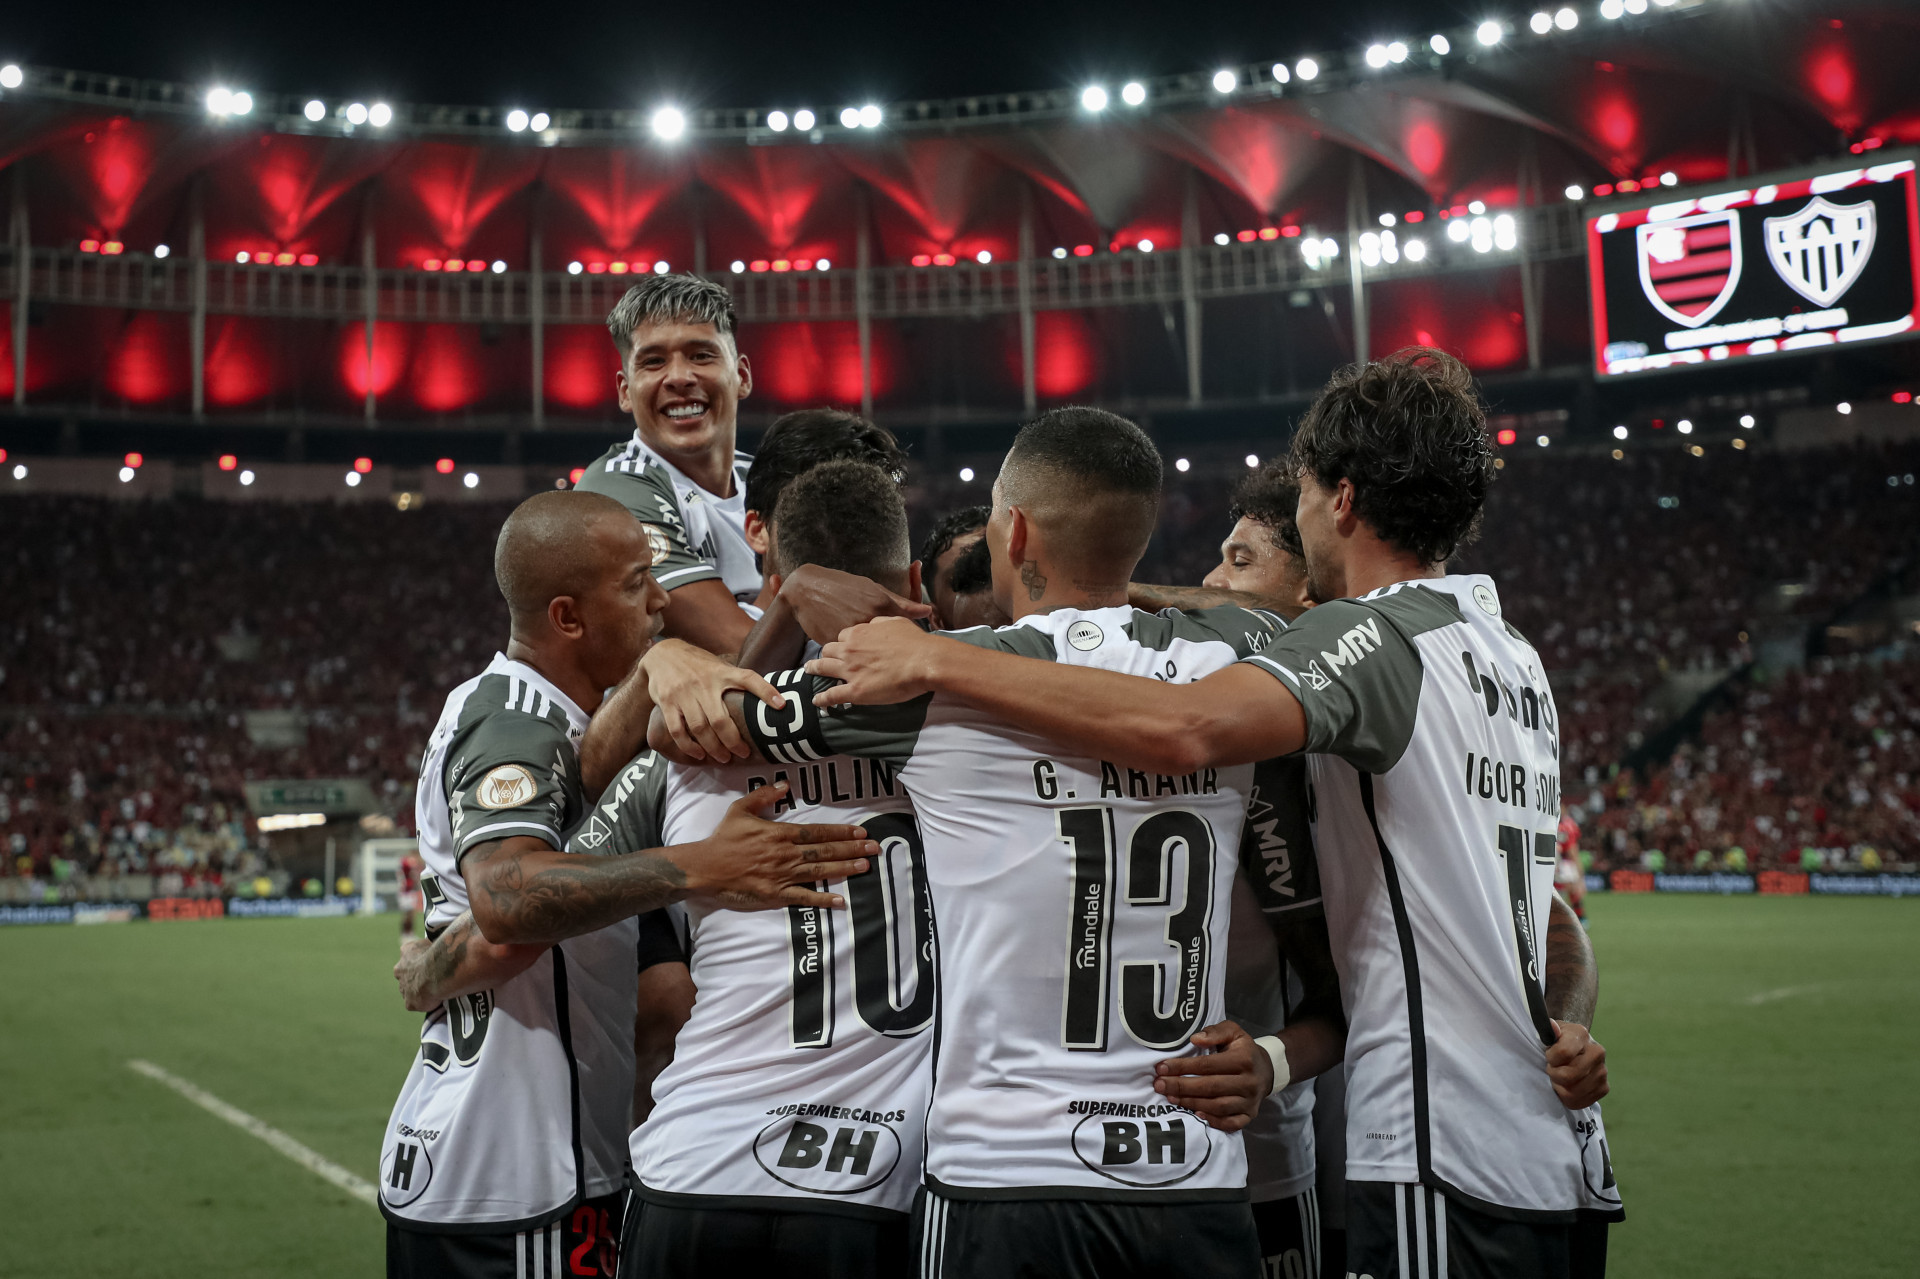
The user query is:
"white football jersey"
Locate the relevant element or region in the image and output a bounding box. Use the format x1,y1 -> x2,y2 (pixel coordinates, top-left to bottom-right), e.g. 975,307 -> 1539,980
379,654 -> 638,1231
1242,575 -> 1624,1222
624,751 -> 930,1218
1224,869 -> 1318,1203
747,605 -> 1297,1202
575,435 -> 760,604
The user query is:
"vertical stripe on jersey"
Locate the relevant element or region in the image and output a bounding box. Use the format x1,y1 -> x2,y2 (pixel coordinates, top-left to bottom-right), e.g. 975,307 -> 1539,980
1434,1192 -> 1450,1279
1396,1184 -> 1412,1279
1359,773 -> 1434,1182
549,1221 -> 562,1277
1415,1183 -> 1431,1279
551,949 -> 587,1204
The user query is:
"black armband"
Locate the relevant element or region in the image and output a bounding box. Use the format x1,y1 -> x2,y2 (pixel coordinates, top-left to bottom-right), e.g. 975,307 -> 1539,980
745,669 -> 837,764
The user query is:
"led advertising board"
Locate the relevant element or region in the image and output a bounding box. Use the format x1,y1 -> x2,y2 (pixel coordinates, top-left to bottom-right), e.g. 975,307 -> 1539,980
1589,157 -> 1920,378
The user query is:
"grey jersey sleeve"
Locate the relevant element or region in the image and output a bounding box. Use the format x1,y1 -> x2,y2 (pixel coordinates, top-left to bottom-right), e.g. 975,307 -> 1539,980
573,459 -> 721,592
565,749 -> 671,857
445,709 -> 578,856
1238,597 -> 1426,774
1239,755 -> 1322,917
741,670 -> 933,770
1126,604 -> 1288,659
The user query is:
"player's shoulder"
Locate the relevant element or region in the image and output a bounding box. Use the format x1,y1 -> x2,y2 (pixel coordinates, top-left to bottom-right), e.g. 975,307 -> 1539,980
575,433 -> 684,515
1354,579 -> 1469,635
570,750 -> 669,855
454,662 -> 576,745
1124,604 -> 1287,656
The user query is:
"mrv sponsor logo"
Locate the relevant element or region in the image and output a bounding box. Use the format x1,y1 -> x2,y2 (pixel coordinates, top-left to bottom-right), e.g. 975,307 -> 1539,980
1067,1100 -> 1214,1187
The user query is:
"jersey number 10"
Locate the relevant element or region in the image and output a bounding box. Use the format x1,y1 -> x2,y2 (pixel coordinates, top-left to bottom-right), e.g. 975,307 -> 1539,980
1057,806 -> 1218,1053
787,812 -> 936,1049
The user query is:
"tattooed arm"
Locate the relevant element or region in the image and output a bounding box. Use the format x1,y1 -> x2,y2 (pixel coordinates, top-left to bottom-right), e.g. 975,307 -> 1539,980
1127,582 -> 1306,620
394,912 -> 546,1011
1542,892 -> 1608,1108
458,782 -> 878,947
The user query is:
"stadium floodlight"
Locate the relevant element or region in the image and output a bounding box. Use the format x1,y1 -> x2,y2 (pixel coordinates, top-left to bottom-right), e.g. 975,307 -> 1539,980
1379,212 -> 1397,227
345,471 -> 362,487
1245,454 -> 1259,467
1614,425 -> 1629,439
1601,0 -> 1624,16
1366,45 -> 1390,69
1554,6 -> 1578,28
490,260 -> 506,273
815,258 -> 831,270
654,261 -> 670,274
1212,69 -> 1237,93
153,244 -> 170,259
506,109 -> 529,132
731,260 -> 746,273
1447,218 -> 1470,242
369,102 -> 392,127
304,99 -> 326,121
1677,419 -> 1693,434
118,466 -> 135,483
1739,414 -> 1755,428
1295,58 -> 1319,81
1214,232 -> 1230,245
1537,435 -> 1550,447
1565,184 -> 1584,200
652,106 -> 686,140
1477,20 -> 1503,44
959,467 -> 975,482
1321,237 -> 1339,258
1081,85 -> 1108,112
206,87 -> 233,115
231,92 -> 253,115
1388,42 -> 1408,63
767,109 -> 789,131
840,106 -> 861,128
463,472 -> 481,488
0,65 -> 21,90
530,112 -> 549,131
1837,402 -> 1852,415
1404,238 -> 1426,261
1270,63 -> 1289,84
1660,171 -> 1678,186
1493,213 -> 1517,251
567,261 -> 583,275
239,469 -> 255,485
1469,199 -> 1486,214
1359,231 -> 1382,266
858,104 -> 882,128
1430,34 -> 1451,55
1175,458 -> 1191,473
1530,12 -> 1553,34
1470,216 -> 1494,252
976,250 -> 992,264
11,464 -> 25,479
1052,246 -> 1068,259
1122,81 -> 1147,105
345,102 -> 369,125
793,109 -> 815,130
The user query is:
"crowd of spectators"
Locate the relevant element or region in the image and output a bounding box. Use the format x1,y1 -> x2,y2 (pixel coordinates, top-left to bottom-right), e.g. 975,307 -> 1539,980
3,435 -> 1918,896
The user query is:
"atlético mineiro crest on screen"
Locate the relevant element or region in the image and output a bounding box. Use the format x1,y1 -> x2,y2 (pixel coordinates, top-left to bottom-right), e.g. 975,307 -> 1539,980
1764,196 -> 1877,308
1636,211 -> 1743,328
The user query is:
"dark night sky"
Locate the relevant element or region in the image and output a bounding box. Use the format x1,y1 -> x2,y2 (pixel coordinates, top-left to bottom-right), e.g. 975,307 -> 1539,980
6,1 -> 1480,112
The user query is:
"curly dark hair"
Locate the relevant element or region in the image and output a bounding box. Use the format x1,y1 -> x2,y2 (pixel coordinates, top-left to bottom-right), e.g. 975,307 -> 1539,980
1227,461 -> 1303,559
1287,347 -> 1495,566
919,505 -> 990,575
745,409 -> 908,519
946,534 -> 993,595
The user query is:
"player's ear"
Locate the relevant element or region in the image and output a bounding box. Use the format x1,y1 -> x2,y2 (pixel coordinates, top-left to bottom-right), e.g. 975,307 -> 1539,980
735,351 -> 752,400
1330,477 -> 1359,533
1005,505 -> 1031,566
905,560 -> 924,602
614,363 -> 633,413
547,595 -> 587,641
744,510 -> 771,556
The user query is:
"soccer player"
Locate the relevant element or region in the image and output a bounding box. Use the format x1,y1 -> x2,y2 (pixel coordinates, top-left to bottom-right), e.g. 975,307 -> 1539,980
577,396 -> 926,797
810,351 -> 1622,1277
1203,461 -> 1315,616
573,274 -> 763,656
667,408 -> 1344,1279
940,534 -> 1009,630
380,489 -> 878,1279
622,460 -> 932,1277
918,506 -> 989,628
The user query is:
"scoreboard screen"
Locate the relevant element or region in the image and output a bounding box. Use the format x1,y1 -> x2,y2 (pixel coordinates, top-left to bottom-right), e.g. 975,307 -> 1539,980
1588,158 -> 1920,378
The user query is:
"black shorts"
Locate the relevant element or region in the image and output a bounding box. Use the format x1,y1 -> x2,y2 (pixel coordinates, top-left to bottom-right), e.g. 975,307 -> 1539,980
912,1187 -> 1260,1279
1347,1183 -> 1610,1279
386,1190 -> 624,1279
1253,1187 -> 1322,1279
616,1194 -> 910,1279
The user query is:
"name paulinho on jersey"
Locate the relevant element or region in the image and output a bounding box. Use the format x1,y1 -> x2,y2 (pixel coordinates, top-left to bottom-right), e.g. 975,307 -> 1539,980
1239,574 -> 1623,1223
378,654 -> 639,1233
573,434 -> 760,605
578,727 -> 933,1220
743,605 -> 1316,1203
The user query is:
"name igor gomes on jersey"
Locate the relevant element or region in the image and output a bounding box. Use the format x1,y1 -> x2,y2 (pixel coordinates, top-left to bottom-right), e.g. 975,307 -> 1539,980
1239,576 -> 1622,1224
742,606 -> 1317,1203
379,654 -> 639,1233
585,728 -> 933,1220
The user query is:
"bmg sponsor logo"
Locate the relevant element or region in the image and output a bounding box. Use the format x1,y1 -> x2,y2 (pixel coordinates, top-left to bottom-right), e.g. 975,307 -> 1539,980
752,1115 -> 902,1195
1069,1107 -> 1213,1187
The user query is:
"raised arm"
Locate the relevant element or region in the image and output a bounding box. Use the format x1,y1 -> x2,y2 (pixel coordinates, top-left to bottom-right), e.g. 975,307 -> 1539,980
460,783 -> 876,946
394,911 -> 546,1011
808,617 -> 1306,775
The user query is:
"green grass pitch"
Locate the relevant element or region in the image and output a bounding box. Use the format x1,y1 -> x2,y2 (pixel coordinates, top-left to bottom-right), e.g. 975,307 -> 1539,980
0,896 -> 1913,1277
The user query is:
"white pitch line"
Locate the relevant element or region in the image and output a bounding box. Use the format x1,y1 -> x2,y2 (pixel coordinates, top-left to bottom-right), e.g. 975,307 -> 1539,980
1744,983 -> 1823,1006
127,1059 -> 378,1207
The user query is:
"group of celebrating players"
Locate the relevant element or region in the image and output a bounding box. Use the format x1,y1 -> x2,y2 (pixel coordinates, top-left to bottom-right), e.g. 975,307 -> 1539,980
377,273 -> 1621,1279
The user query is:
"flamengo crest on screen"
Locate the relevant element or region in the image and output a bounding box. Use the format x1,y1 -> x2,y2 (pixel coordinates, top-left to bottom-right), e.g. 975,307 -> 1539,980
1764,196 -> 1877,308
1636,211 -> 1743,328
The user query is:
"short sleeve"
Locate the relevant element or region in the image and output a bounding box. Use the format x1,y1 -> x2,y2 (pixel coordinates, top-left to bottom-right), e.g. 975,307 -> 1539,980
1240,755 -> 1322,917
744,669 -> 931,770
1239,598 -> 1425,774
573,463 -> 720,591
567,750 -> 671,857
447,713 -> 575,856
